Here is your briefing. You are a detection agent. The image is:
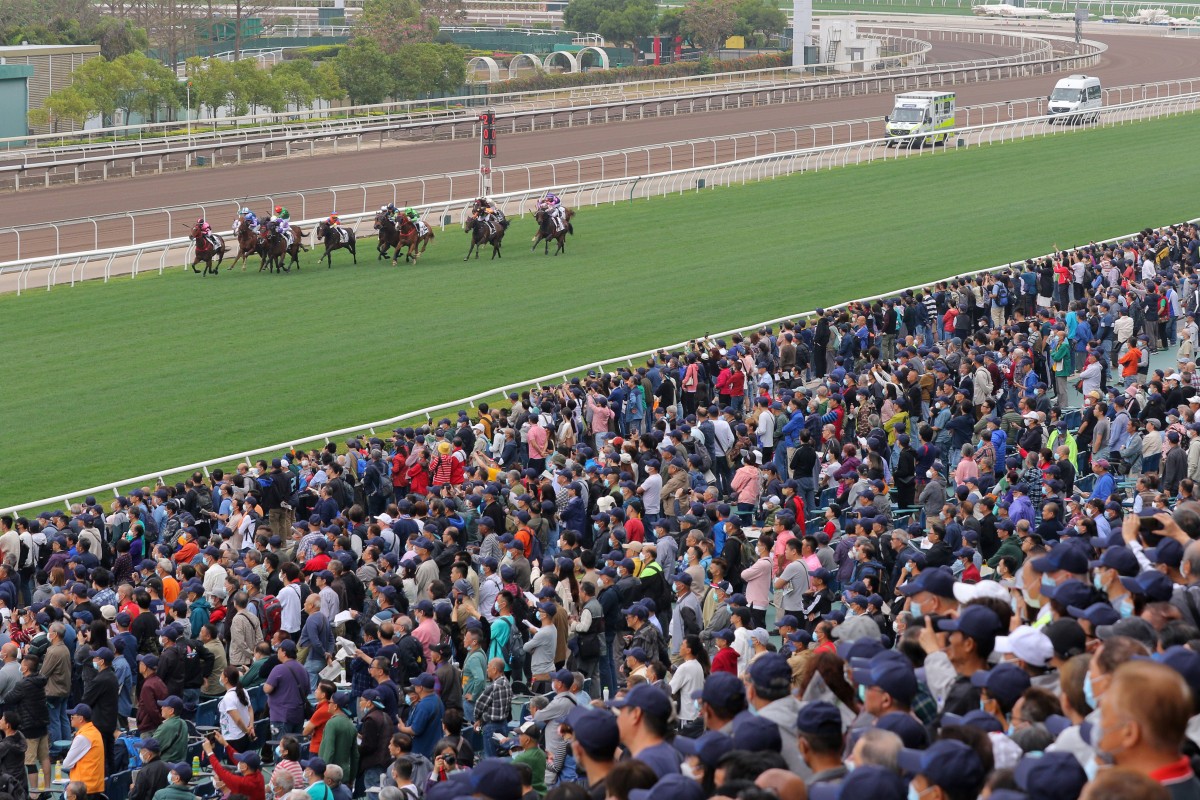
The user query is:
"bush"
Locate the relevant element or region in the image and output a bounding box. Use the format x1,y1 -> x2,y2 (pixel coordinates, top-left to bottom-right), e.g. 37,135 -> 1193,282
493,50 -> 789,92
288,44 -> 343,60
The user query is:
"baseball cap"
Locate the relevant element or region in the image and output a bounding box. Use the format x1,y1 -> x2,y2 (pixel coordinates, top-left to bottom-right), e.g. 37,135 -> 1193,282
673,731 -> 734,768
691,672 -> 745,714
68,704 -> 92,719
1119,570 -> 1174,602
937,605 -> 1002,644
897,566 -> 956,599
794,701 -> 842,736
629,775 -> 704,800
234,752 -> 262,770
994,626 -> 1055,668
606,683 -> 672,718
1030,542 -> 1090,575
873,711 -> 929,750
852,651 -> 918,705
809,765 -> 906,800
731,714 -> 782,752
563,706 -> 619,755
302,757 -> 326,775
897,740 -> 985,797
135,738 -> 161,753
169,763 -> 192,784
970,663 -> 1032,708
1013,752 -> 1088,800
157,696 -> 184,711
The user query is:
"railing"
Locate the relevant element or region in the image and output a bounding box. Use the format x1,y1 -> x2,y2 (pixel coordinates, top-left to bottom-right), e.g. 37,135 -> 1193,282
0,89 -> 1194,298
0,26 -> 1088,158
4,200 -> 1195,513
12,70 -> 1200,263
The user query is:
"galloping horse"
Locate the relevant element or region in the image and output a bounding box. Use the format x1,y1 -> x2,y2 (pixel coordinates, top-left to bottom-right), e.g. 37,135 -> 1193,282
283,224 -> 308,271
374,212 -> 402,262
189,222 -> 226,275
256,224 -> 289,273
228,219 -> 262,271
316,220 -> 357,267
463,213 -> 505,261
396,214 -> 434,264
532,207 -> 575,256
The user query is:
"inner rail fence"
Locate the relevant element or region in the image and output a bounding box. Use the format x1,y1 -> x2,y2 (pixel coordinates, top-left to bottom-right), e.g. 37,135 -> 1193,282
3,71 -> 1196,263
0,27 -> 1098,188
0,98 -> 1197,512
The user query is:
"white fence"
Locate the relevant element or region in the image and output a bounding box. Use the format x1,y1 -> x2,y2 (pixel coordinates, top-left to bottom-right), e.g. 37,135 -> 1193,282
0,26 -> 1093,163
4,204 -> 1196,513
1,91 -> 1197,296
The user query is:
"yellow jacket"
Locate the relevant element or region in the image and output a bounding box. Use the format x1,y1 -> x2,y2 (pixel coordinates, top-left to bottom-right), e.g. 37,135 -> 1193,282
68,722 -> 105,794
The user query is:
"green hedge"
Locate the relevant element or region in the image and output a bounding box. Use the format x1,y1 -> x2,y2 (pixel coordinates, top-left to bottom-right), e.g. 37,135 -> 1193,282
287,44 -> 343,60
495,51 -> 790,92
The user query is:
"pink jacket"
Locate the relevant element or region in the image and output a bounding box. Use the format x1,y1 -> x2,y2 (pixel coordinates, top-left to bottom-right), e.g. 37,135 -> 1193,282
741,556 -> 773,608
730,465 -> 761,505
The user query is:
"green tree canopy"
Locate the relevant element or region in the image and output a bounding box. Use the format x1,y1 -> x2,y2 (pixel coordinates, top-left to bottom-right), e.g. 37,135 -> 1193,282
358,0 -> 439,53
681,0 -> 738,55
334,37 -> 396,105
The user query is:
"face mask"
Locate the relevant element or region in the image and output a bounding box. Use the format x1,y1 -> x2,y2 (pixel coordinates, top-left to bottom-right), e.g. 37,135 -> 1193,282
857,684 -> 867,702
1084,673 -> 1098,709
892,619 -> 903,633
907,786 -> 923,800
910,601 -> 923,620
1010,596 -> 1021,617
1093,573 -> 1106,592
1118,597 -> 1135,618
1041,573 -> 1055,590
92,661 -> 100,671
680,762 -> 699,781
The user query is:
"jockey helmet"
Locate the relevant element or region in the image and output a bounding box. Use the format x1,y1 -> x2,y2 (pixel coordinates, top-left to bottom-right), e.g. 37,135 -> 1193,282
241,207 -> 250,215
275,206 -> 283,214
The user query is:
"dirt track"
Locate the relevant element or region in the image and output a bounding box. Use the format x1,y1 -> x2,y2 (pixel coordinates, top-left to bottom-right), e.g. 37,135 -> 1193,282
0,31 -> 1195,262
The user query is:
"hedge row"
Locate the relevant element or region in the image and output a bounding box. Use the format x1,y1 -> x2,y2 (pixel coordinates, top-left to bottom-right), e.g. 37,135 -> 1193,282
494,51 -> 791,93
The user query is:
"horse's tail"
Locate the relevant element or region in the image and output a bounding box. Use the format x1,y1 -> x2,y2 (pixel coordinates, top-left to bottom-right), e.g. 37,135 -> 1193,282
567,223 -> 574,236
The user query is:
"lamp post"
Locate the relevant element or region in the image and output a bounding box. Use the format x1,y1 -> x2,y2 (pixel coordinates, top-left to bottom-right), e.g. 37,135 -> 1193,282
186,79 -> 191,137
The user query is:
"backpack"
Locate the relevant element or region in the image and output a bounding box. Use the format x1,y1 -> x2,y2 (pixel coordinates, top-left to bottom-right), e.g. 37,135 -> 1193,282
183,637 -> 214,690
117,735 -> 143,770
260,595 -> 282,640
996,283 -> 1009,307
502,617 -> 524,672
738,535 -> 756,567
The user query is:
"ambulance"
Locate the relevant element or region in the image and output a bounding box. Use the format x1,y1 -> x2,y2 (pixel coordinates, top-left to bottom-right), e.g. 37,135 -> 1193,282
884,91 -> 956,147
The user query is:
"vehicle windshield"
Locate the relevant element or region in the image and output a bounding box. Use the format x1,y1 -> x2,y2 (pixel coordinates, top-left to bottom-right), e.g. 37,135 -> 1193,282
890,107 -> 925,123
1050,87 -> 1084,102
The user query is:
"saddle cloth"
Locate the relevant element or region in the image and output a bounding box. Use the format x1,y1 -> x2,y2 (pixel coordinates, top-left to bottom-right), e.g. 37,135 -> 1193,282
282,229 -> 294,248
203,234 -> 220,251
415,220 -> 429,237
334,226 -> 349,244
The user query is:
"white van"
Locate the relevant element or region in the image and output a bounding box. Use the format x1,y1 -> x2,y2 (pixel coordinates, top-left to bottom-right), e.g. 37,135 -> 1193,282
884,91 -> 956,147
1048,75 -> 1102,123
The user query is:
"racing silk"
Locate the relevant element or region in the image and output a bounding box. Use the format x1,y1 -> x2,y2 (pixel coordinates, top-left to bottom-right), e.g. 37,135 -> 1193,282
544,193 -> 561,207
277,207 -> 290,220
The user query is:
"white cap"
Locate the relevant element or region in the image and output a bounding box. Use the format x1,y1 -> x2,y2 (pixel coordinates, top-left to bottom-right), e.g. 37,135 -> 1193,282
374,513 -> 394,526
952,580 -> 1010,605
994,625 -> 1055,668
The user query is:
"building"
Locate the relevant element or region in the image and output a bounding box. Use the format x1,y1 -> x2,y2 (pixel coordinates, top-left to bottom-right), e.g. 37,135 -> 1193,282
0,62 -> 35,144
0,44 -> 101,135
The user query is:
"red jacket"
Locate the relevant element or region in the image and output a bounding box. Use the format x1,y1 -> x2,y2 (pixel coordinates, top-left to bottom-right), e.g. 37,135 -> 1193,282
711,646 -> 739,676
407,461 -> 430,495
207,750 -> 266,800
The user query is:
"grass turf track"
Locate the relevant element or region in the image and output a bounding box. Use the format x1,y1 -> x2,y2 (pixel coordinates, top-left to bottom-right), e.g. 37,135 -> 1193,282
2,112 -> 1198,509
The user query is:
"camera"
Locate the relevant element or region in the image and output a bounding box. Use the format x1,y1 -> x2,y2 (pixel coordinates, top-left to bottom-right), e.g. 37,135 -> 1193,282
443,754 -> 456,765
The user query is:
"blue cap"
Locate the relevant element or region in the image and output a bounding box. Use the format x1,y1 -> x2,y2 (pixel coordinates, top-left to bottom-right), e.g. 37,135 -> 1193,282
233,751 -> 262,770
412,673 -> 435,689
629,775 -> 704,800
1013,752 -> 1088,800
970,662 -> 1032,708
673,731 -> 734,768
1067,602 -> 1121,627
1090,546 -> 1141,576
135,737 -> 161,753
853,651 -> 917,705
68,704 -> 92,719
1031,542 -> 1090,575
691,671 -> 745,714
809,765 -> 907,800
1146,538 -> 1185,569
940,709 -> 1005,733
897,566 -> 956,599
874,711 -> 929,750
795,701 -> 842,736
1160,645 -> 1200,698
563,706 -> 619,755
607,683 -> 672,718
748,654 -> 792,693
158,696 -> 184,711
731,715 -> 782,752
897,740 -> 985,797
1119,570 -> 1175,602
625,647 -> 649,663
937,605 -> 1002,643
1040,579 -> 1091,609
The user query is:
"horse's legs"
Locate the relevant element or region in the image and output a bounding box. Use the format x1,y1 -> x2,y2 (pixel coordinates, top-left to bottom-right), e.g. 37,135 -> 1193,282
350,242 -> 357,264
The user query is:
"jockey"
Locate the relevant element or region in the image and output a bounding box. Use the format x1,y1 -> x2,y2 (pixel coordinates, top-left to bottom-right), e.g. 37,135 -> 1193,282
274,205 -> 290,221
386,203 -> 399,220
540,192 -> 565,232
328,213 -> 340,227
234,207 -> 257,233
198,218 -> 211,236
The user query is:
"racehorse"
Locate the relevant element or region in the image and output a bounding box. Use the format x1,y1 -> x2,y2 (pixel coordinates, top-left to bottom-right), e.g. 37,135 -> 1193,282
532,207 -> 575,256
189,222 -> 226,275
228,219 -> 262,271
256,224 -> 289,273
463,213 -> 505,261
374,212 -> 402,262
316,220 -> 357,267
396,214 -> 434,264
283,224 -> 308,271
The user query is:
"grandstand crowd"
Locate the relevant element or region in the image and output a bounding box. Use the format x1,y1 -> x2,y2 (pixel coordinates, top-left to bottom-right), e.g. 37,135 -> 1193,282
5,221 -> 1200,800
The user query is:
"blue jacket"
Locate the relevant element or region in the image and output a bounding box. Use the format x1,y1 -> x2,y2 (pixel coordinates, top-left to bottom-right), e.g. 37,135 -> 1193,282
782,410 -> 806,448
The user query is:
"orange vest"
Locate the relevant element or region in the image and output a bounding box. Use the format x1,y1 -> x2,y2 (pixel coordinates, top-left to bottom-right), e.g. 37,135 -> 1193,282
69,722 -> 105,793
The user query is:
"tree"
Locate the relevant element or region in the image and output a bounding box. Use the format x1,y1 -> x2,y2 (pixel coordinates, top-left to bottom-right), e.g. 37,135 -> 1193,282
357,0 -> 438,54
69,56 -> 134,126
734,0 -> 786,44
27,84 -> 89,131
420,0 -> 466,26
597,0 -> 656,64
562,0 -> 618,36
120,51 -> 178,123
185,56 -> 236,119
231,58 -> 283,115
334,37 -> 396,105
140,0 -> 202,67
271,59 -> 317,112
680,0 -> 737,56
393,42 -> 466,99
91,17 -> 150,59
314,60 -> 343,106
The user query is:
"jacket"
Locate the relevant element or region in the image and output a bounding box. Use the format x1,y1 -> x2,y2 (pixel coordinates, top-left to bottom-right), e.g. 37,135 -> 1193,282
230,610 -> 262,668
6,673 -> 47,738
206,750 -> 266,800
40,642 -> 71,699
359,708 -> 393,770
318,708 -> 360,781
0,730 -> 27,800
81,666 -> 120,733
137,674 -> 168,733
153,783 -> 199,800
154,715 -> 189,764
158,641 -> 187,696
130,757 -> 171,800
66,722 -> 105,793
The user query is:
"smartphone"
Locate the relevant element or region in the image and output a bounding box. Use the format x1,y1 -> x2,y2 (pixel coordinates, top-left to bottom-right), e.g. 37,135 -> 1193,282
1139,513 -> 1166,547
